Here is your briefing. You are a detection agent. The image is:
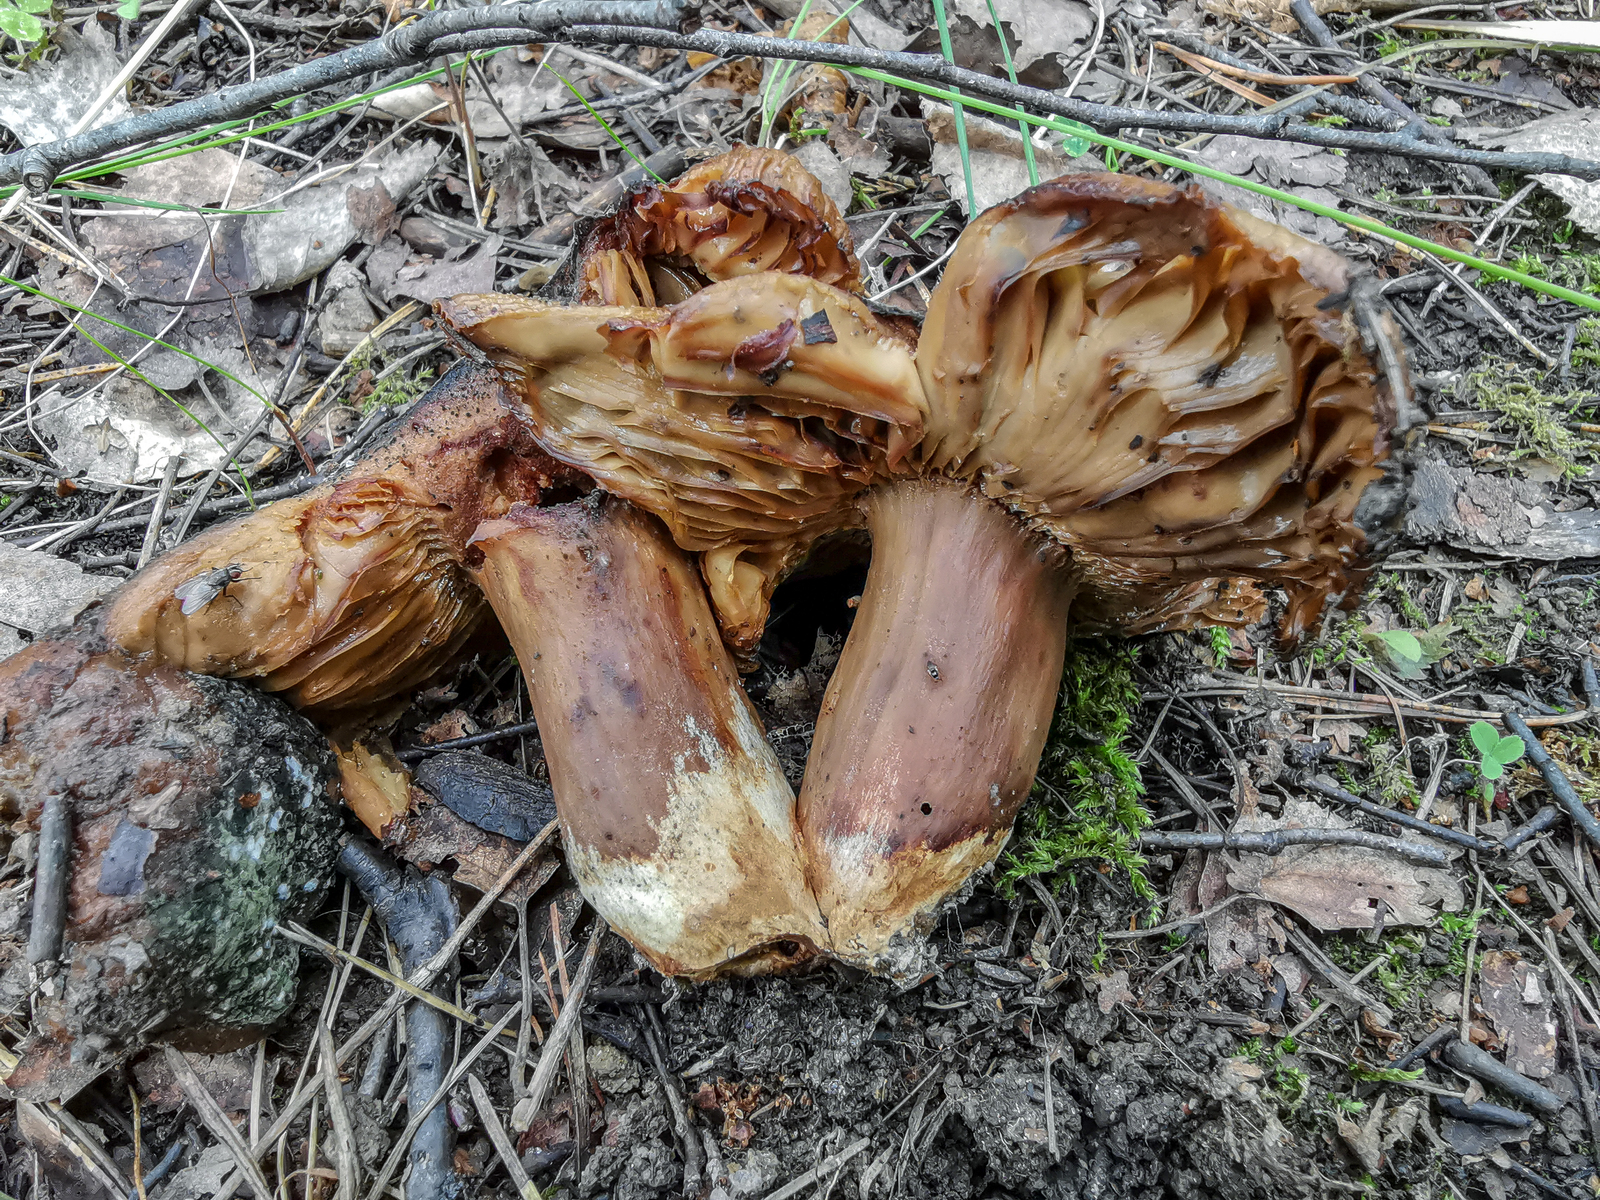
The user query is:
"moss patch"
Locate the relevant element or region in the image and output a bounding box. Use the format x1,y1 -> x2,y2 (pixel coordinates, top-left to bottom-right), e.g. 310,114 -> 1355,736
998,640 -> 1152,899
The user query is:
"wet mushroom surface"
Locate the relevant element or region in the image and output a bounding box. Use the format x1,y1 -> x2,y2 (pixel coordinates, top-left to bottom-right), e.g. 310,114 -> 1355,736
0,153 -> 1405,1075
444,166 -> 1406,975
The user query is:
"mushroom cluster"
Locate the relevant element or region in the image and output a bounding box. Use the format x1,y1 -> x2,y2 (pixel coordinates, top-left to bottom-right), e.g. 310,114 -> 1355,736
0,149 -> 1406,1024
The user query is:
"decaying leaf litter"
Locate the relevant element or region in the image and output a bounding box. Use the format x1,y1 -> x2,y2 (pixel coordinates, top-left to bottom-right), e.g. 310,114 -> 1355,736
7,0 -> 1600,1196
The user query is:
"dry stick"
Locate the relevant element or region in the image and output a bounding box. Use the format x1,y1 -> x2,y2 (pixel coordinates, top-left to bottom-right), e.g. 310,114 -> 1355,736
640,1007 -> 703,1196
278,921 -> 522,1040
1505,712 -> 1600,853
538,24 -> 1600,180
136,452 -> 182,570
764,1139 -> 872,1200
216,824 -> 559,1199
517,921 -> 606,1154
467,1074 -> 541,1200
1138,828 -> 1449,865
1501,805 -> 1563,854
364,1003 -> 525,1200
1155,683 -> 1594,729
164,1046 -> 275,1200
25,791 -> 68,968
0,0 -> 685,192
1297,774 -> 1491,854
1544,927 -> 1600,1183
318,1023 -> 362,1200
1289,0 -> 1496,196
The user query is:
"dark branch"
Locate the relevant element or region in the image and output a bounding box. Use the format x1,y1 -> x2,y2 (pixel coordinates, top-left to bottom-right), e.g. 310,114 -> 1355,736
563,25 -> 1600,182
1296,773 -> 1489,854
1504,711 -> 1600,852
0,0 -> 683,192
1139,827 -> 1450,865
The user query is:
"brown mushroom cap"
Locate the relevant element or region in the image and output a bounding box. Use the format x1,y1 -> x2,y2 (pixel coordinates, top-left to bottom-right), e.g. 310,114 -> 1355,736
916,173 -> 1398,640
439,273 -> 926,652
100,361 -> 571,712
578,144 -> 862,308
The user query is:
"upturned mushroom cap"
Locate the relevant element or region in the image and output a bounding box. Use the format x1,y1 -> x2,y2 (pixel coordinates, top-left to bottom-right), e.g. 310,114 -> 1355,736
578,144 -> 861,307
439,273 -> 926,652
99,361 -> 573,712
915,173 -> 1400,641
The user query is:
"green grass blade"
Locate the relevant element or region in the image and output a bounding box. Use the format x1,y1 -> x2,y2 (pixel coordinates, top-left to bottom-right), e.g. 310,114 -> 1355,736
759,0 -> 816,146
982,0 -> 1037,187
549,67 -> 665,183
843,67 -> 1600,313
0,274 -> 270,398
930,0 -> 975,216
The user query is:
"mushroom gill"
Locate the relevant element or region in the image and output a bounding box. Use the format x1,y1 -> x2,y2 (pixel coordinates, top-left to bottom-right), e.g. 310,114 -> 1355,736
577,143 -> 861,307
797,174 -> 1404,971
95,361 -> 571,713
439,271 -> 925,655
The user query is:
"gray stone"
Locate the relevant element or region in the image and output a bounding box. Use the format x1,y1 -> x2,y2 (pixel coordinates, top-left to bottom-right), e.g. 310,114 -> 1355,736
0,542 -> 118,661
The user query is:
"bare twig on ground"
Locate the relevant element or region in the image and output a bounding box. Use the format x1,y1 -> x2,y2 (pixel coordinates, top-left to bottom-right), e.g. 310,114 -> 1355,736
550,26 -> 1600,180
1139,828 -> 1450,865
0,0 -> 684,192
1297,774 -> 1491,854
164,1046 -> 275,1200
1505,712 -> 1600,853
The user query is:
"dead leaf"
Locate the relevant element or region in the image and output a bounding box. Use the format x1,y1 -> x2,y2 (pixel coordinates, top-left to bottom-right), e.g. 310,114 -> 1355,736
1461,110 -> 1600,237
385,797 -> 559,905
1314,718 -> 1368,754
923,101 -> 1081,215
1337,1093 -> 1387,1173
1478,951 -> 1557,1080
0,22 -> 128,147
1196,137 -> 1346,244
347,179 -> 400,246
368,235 -> 503,305
1225,800 -> 1463,931
1093,970 -> 1135,1013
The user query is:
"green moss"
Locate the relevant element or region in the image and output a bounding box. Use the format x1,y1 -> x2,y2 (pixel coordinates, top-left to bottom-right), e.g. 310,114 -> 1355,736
1456,360 -> 1594,478
1363,731 -> 1420,809
360,365 -> 435,415
998,640 -> 1152,899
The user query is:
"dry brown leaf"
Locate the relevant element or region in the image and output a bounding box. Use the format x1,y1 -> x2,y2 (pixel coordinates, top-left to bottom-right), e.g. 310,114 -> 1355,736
1225,800 -> 1463,931
1478,951 -> 1558,1080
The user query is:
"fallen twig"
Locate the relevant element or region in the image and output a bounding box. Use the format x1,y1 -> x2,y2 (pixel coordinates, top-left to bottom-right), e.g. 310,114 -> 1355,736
1297,774 -> 1489,854
1504,712 -> 1600,853
163,1046 -> 275,1200
1442,1036 -> 1564,1114
551,26 -> 1600,180
0,0 -> 683,192
1151,682 -> 1593,728
1500,804 -> 1563,853
1139,828 -> 1450,865
764,1137 -> 872,1200
340,841 -> 459,1200
467,1074 -> 540,1200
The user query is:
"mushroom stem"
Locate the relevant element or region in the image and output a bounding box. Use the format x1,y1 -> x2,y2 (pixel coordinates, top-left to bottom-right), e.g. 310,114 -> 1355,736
468,495 -> 827,977
797,477 -> 1075,973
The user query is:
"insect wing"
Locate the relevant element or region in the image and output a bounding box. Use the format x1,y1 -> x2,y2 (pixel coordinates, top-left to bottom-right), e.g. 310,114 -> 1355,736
173,574 -> 221,616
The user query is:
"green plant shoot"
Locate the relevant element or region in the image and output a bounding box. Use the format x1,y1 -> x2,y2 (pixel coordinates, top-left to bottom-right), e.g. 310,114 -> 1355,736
1470,720 -> 1526,804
